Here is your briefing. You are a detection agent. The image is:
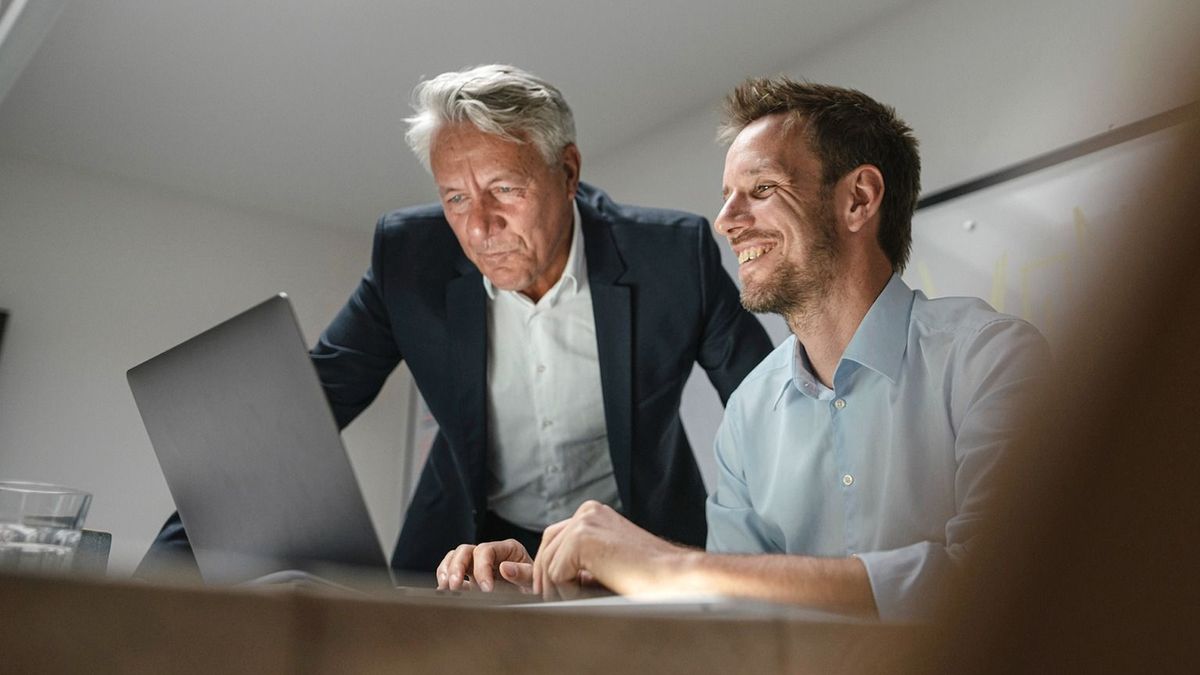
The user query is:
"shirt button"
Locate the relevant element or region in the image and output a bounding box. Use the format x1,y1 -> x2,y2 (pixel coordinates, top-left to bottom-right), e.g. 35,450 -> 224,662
541,419 -> 553,429
834,398 -> 847,410
842,474 -> 854,487
536,364 -> 546,374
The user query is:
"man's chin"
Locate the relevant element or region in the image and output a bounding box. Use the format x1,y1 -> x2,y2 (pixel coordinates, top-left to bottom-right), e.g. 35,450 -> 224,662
483,271 -> 533,294
740,285 -> 782,314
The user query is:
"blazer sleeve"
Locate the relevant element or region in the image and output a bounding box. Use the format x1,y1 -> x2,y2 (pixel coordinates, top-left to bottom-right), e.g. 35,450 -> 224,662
692,219 -> 774,403
309,214 -> 404,429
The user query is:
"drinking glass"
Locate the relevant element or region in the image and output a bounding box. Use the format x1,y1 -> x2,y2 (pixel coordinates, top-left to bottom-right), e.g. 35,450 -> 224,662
0,481 -> 92,575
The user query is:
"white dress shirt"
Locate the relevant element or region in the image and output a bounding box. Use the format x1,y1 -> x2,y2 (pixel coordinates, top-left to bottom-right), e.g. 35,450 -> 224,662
484,205 -> 621,531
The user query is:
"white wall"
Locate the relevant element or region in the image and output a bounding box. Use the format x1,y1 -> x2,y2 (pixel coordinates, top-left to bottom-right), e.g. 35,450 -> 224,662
0,154 -> 412,575
586,0 -> 1200,485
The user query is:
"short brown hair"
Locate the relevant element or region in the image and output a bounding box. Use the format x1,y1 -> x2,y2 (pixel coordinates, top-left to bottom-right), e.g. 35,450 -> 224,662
719,77 -> 921,272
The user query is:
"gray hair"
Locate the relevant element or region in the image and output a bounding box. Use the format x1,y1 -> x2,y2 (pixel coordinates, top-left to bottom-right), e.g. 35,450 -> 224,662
404,64 -> 576,171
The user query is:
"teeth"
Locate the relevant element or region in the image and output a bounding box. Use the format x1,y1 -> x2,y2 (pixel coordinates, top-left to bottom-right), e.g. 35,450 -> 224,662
738,246 -> 773,265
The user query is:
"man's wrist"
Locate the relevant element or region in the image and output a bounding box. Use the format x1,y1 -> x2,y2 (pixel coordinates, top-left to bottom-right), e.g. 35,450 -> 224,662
658,546 -> 709,593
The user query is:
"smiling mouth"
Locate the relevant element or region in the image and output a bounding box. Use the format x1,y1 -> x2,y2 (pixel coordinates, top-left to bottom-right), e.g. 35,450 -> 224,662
737,245 -> 775,265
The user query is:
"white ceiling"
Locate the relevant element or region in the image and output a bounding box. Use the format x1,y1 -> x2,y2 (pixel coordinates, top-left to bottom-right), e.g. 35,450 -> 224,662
0,0 -> 916,231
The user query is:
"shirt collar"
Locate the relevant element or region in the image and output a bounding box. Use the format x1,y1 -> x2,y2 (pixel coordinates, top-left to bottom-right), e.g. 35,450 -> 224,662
776,337 -> 822,407
780,274 -> 914,403
838,273 -> 914,384
483,202 -> 585,304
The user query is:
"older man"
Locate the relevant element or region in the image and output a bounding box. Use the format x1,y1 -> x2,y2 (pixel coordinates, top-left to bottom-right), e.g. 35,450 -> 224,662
443,77 -> 1049,620
140,65 -> 771,576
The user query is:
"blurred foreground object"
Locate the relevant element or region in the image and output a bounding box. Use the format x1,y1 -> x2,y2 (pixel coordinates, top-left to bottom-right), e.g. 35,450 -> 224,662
916,66 -> 1200,675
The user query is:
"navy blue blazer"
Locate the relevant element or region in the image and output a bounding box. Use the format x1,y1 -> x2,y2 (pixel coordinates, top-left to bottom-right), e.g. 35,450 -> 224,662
143,183 -> 772,575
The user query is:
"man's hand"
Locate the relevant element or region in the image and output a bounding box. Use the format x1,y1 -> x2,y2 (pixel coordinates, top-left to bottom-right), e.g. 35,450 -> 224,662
532,500 -> 691,600
528,502 -> 877,614
435,539 -> 534,593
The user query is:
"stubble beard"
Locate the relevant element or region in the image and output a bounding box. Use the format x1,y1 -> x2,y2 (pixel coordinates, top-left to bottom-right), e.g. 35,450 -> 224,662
739,206 -> 839,324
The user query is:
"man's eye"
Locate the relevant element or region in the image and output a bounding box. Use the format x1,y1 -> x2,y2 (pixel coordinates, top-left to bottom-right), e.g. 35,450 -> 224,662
752,184 -> 774,195
447,194 -> 465,204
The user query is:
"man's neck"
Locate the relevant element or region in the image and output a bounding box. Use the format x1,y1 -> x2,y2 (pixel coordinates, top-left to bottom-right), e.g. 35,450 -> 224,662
787,265 -> 893,388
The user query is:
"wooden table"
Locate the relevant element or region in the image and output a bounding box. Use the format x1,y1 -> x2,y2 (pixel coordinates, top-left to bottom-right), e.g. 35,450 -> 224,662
1,573 -> 925,673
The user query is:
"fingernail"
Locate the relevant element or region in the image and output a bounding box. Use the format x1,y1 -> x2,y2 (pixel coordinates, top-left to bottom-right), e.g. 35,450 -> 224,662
481,579 -> 492,592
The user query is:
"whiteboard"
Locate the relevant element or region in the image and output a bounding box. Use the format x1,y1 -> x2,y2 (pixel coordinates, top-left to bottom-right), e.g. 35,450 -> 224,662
902,121 -> 1191,351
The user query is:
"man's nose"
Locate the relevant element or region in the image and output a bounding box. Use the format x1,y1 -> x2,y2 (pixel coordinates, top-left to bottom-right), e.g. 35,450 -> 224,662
714,193 -> 750,239
466,194 -> 503,241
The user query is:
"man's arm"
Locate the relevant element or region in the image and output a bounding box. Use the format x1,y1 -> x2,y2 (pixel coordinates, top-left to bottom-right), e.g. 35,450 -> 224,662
531,501 -> 876,615
852,318 -> 1051,620
692,220 -> 773,402
309,214 -> 403,429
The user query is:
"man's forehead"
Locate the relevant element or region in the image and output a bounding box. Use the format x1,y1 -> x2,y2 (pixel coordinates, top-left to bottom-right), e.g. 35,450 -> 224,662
432,126 -> 539,172
733,155 -> 788,174
724,136 -> 794,177
726,117 -> 817,175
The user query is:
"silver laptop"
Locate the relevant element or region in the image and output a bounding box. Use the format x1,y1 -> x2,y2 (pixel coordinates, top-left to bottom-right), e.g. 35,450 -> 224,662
127,294 -> 395,588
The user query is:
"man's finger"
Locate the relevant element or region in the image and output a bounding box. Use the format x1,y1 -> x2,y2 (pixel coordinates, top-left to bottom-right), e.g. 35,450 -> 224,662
471,544 -> 499,592
498,561 -> 534,589
445,544 -> 476,590
473,539 -> 532,592
435,549 -> 457,589
544,537 -> 583,602
536,524 -> 576,600
533,519 -> 570,595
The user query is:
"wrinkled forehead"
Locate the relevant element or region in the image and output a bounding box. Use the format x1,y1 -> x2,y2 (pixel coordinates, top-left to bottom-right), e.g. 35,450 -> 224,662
724,115 -> 818,179
430,123 -> 544,170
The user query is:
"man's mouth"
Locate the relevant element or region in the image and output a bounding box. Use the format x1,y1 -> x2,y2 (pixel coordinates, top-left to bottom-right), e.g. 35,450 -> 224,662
477,247 -> 519,259
737,245 -> 775,265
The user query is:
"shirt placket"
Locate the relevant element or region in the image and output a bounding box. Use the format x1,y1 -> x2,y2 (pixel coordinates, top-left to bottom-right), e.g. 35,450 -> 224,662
528,306 -> 566,523
830,370 -> 859,556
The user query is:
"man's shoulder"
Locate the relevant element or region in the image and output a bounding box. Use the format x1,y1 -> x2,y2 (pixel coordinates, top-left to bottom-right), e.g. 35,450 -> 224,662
378,201 -> 449,230
578,183 -> 709,234
907,292 -> 1050,381
910,292 -> 1040,343
368,202 -> 464,274
373,202 -> 462,255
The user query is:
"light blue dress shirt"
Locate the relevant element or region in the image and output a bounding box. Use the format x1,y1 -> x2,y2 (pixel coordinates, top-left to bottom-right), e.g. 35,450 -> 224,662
706,275 -> 1050,621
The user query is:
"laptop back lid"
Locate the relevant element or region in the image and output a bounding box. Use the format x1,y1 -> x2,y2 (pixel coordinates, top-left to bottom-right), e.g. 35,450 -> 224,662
128,295 -> 389,584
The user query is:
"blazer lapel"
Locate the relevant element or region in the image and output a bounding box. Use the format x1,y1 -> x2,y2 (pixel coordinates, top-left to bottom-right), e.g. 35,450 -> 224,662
581,205 -> 634,516
446,259 -> 488,526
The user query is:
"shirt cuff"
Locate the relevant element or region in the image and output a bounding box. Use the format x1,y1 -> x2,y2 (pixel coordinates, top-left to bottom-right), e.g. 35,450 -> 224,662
855,540 -> 959,622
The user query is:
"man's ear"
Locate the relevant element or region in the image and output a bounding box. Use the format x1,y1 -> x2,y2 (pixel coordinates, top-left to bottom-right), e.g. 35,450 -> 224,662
841,164 -> 885,234
561,143 -> 582,196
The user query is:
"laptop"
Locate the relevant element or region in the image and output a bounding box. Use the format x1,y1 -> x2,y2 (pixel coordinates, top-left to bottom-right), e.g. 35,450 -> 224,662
127,294 -> 398,588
